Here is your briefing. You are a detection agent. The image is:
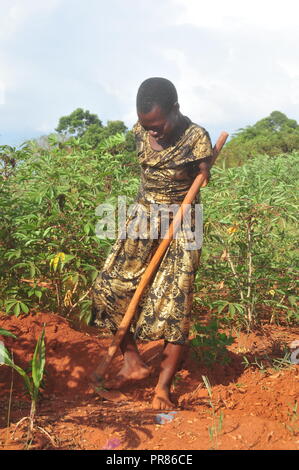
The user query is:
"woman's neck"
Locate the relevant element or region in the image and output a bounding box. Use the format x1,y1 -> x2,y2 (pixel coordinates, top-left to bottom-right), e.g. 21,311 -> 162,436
169,113 -> 190,144
150,114 -> 190,150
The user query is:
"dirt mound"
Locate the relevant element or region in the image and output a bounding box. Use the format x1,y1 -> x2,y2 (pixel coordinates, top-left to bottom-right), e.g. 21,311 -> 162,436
0,312 -> 298,450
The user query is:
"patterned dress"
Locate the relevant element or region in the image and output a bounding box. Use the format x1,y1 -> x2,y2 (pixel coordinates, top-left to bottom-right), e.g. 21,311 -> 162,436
91,117 -> 213,345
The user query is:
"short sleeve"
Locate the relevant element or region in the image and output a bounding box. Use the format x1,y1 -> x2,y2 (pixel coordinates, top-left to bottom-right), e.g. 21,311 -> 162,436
132,121 -> 145,155
132,121 -> 142,136
191,127 -> 213,161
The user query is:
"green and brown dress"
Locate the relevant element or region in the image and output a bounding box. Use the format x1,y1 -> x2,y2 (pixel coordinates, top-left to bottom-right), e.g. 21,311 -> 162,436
91,117 -> 213,344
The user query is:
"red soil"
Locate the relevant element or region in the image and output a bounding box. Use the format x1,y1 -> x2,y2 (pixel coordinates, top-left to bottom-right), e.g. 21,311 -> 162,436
0,312 -> 298,450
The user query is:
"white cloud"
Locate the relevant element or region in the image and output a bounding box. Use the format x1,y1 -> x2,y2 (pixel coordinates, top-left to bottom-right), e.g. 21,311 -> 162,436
35,122 -> 54,134
278,60 -> 299,80
161,48 -> 225,123
1,0 -> 299,145
0,80 -> 5,105
173,0 -> 299,31
0,0 -> 63,109
121,108 -> 137,127
0,0 -> 61,40
159,32 -> 299,134
98,81 -> 126,102
155,0 -> 299,132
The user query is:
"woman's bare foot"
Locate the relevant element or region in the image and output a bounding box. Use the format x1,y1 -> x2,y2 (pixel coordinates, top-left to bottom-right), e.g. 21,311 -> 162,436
90,331 -> 152,390
152,385 -> 175,410
104,361 -> 152,389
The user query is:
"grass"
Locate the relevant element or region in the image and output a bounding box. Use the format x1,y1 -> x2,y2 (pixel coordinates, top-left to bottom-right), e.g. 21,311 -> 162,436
242,350 -> 293,374
286,401 -> 299,436
6,358 -> 14,443
202,375 -> 224,450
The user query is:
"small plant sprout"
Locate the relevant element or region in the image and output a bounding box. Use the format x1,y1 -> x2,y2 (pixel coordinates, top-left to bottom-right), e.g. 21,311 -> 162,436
1,325 -> 56,449
190,319 -> 235,367
202,375 -> 224,450
242,350 -> 294,374
286,401 -> 299,436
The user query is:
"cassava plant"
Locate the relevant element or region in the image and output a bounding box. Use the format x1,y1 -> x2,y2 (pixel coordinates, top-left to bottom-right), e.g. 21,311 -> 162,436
197,153 -> 299,330
0,132 -> 139,320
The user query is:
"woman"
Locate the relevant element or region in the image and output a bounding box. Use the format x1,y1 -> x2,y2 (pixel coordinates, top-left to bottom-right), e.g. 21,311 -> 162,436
91,77 -> 213,409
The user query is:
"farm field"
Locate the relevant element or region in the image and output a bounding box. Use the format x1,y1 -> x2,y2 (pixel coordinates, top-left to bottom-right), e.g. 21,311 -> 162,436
1,114 -> 298,451
0,311 -> 298,451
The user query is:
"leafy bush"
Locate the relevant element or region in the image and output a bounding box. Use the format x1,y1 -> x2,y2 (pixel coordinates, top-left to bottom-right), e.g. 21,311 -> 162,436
0,133 -> 139,319
197,152 -> 299,329
190,320 -> 235,366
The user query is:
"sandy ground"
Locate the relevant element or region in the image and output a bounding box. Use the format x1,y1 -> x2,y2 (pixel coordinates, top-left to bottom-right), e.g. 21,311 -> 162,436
0,312 -> 298,450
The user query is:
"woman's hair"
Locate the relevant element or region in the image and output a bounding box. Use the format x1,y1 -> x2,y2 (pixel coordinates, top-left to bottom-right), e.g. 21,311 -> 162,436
136,77 -> 178,115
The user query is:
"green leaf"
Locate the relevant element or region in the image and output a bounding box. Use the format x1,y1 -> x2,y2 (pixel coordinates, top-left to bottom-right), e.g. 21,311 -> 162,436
31,327 -> 46,391
190,337 -> 202,347
228,304 -> 236,316
83,223 -> 91,235
29,262 -> 36,278
20,302 -> 29,314
5,301 -> 17,314
14,303 -> 21,317
90,270 -> 98,282
288,295 -> 297,307
0,328 -> 17,338
35,290 -> 42,300
218,302 -> 229,314
0,346 -> 33,397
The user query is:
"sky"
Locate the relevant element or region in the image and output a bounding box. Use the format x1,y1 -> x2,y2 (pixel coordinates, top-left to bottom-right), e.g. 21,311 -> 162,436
1,0 -> 299,146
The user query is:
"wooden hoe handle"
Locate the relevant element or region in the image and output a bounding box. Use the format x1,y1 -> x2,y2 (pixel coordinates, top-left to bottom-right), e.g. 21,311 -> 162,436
96,131 -> 229,378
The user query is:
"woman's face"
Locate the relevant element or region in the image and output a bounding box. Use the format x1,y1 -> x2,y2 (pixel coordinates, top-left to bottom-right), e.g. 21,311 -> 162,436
137,104 -> 179,144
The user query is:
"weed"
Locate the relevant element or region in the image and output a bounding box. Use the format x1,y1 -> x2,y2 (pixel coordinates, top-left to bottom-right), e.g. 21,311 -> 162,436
242,350 -> 293,374
202,375 -> 224,450
270,352 -> 293,371
242,356 -> 267,373
190,319 -> 235,367
286,401 -> 299,436
171,373 -> 183,392
235,383 -> 246,389
5,352 -> 14,444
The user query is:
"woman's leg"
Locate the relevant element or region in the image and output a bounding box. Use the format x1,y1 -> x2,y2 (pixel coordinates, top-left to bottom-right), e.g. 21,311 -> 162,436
152,341 -> 184,410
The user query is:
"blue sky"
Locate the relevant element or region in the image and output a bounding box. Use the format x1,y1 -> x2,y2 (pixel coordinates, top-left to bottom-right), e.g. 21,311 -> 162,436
1,0 -> 299,146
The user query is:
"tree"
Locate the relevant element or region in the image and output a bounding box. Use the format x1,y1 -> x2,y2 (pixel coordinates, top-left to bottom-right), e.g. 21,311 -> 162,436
55,108 -> 102,137
102,120 -> 127,137
82,120 -> 128,148
55,109 -> 135,154
237,111 -> 298,139
218,111 -> 299,167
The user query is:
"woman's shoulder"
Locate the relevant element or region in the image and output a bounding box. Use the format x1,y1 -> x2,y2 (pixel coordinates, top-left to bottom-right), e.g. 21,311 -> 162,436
185,120 -> 211,142
132,121 -> 145,137
180,119 -> 213,162
132,121 -> 147,156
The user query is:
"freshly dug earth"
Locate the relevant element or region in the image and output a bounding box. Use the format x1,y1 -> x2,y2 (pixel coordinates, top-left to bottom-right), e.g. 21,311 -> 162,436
0,312 -> 298,450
